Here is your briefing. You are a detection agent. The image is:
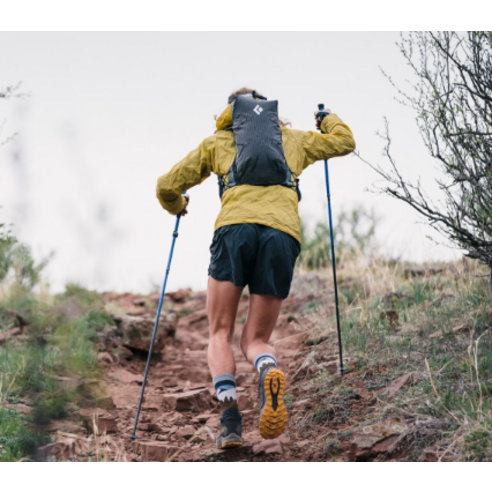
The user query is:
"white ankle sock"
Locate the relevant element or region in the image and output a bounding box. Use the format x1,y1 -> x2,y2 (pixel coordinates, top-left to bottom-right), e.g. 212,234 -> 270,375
253,353 -> 277,373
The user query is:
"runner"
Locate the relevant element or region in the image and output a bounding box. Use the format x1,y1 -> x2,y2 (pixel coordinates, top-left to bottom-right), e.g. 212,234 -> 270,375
156,88 -> 355,449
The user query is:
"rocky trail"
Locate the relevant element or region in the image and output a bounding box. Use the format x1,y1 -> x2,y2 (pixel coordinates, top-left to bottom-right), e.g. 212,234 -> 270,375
36,274 -> 424,462
100,286 -> 320,462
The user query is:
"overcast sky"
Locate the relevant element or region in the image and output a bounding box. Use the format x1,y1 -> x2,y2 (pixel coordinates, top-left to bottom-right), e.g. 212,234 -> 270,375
0,32 -> 461,293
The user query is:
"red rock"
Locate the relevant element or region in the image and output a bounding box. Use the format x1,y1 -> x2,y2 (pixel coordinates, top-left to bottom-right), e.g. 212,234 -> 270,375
114,311 -> 178,353
114,344 -> 134,359
162,376 -> 179,387
97,352 -> 114,364
423,449 -> 439,462
175,425 -> 196,439
358,389 -> 371,399
274,333 -> 308,350
382,373 -> 414,397
95,395 -> 116,411
324,361 -> 338,375
349,418 -> 407,460
192,413 -> 215,423
296,439 -> 310,448
38,439 -> 76,461
236,373 -> 256,386
252,439 -> 283,455
278,434 -> 291,444
167,289 -> 191,303
126,307 -> 147,316
182,309 -> 208,325
205,415 -> 220,428
238,393 -> 253,411
372,436 -> 398,453
133,441 -> 178,462
162,388 -> 214,412
110,368 -> 143,385
79,408 -> 119,434
293,399 -> 311,409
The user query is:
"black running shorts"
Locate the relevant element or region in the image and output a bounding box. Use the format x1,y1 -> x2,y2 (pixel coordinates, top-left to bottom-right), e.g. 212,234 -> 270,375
208,224 -> 301,299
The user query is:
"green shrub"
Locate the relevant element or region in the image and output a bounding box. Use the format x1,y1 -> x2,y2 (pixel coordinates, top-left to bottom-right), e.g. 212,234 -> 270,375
298,205 -> 379,270
0,408 -> 46,462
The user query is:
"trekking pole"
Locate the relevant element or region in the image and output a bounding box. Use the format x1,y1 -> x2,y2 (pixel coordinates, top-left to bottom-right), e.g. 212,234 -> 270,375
130,193 -> 188,441
318,104 -> 344,376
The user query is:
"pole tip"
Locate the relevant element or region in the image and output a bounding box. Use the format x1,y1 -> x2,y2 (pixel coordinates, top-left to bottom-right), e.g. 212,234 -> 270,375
130,435 -> 136,441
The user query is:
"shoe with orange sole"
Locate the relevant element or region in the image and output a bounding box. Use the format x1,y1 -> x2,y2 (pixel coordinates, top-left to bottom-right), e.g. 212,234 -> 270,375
258,367 -> 288,440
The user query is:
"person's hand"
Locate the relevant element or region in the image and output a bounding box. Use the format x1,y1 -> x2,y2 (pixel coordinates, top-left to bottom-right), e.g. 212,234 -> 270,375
179,194 -> 190,217
314,109 -> 331,131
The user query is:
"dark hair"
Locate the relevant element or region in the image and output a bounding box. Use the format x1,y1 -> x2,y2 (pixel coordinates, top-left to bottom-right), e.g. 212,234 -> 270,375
228,87 -> 261,102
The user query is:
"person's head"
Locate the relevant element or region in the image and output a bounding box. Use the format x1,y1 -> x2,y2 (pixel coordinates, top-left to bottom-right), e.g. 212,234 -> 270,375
226,87 -> 290,127
227,87 -> 262,104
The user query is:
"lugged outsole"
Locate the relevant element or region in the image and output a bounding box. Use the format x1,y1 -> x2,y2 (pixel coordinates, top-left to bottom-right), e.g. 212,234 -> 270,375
259,369 -> 288,440
217,440 -> 243,450
216,434 -> 243,450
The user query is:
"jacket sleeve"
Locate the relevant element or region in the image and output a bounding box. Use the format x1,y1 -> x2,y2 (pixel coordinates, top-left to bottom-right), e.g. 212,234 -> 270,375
156,136 -> 215,215
297,114 -> 356,170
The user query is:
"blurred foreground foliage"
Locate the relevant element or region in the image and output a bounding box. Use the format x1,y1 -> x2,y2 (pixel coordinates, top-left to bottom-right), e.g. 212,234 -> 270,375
0,222 -> 109,461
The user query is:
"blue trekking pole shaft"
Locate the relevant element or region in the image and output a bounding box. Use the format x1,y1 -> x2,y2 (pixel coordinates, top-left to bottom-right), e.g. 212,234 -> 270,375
318,104 -> 344,375
131,193 -> 187,440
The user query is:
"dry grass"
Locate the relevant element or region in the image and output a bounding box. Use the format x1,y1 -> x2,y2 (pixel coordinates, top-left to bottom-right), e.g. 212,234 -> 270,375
290,253 -> 492,461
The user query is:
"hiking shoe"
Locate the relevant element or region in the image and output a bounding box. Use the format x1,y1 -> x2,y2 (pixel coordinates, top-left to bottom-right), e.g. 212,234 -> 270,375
216,408 -> 243,449
258,367 -> 288,439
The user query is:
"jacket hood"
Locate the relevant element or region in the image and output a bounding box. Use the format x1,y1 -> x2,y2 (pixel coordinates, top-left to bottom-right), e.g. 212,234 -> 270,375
215,103 -> 233,132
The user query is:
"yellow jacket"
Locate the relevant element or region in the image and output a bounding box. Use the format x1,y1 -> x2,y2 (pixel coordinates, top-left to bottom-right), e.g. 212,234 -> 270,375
156,105 -> 355,244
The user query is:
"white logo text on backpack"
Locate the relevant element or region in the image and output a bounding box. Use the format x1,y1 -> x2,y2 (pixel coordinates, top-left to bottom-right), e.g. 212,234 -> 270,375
253,105 -> 263,115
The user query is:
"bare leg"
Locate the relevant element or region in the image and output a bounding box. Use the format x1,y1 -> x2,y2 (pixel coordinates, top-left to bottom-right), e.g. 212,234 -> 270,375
207,277 -> 243,377
240,293 -> 283,366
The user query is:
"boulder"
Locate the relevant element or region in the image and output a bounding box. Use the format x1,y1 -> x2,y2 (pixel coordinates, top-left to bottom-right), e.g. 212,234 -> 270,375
114,310 -> 178,353
79,408 -> 119,434
162,388 -> 214,412
348,418 -> 407,460
167,289 -> 191,303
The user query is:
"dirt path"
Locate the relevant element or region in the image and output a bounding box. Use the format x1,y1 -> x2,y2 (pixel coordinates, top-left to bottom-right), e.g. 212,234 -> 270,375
105,290 -> 315,462
39,280 -> 412,462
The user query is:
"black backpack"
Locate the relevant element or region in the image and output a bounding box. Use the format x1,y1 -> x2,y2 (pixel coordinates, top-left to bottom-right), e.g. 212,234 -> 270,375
218,94 -> 301,201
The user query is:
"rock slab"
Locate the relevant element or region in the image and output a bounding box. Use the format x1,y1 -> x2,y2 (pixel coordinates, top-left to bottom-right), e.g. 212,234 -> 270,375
252,439 -> 283,455
79,408 -> 119,434
162,388 -> 214,412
